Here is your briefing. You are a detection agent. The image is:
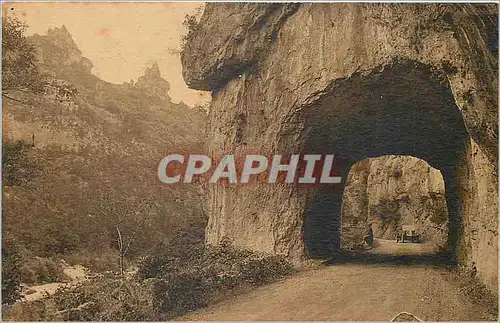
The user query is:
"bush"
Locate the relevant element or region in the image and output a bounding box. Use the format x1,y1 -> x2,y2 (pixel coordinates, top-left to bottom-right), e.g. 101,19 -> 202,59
181,14 -> 200,45
2,140 -> 40,187
3,276 -> 156,321
137,241 -> 293,318
2,16 -> 42,94
2,299 -> 57,321
64,249 -> 120,273
2,245 -> 23,304
49,278 -> 155,321
3,241 -> 294,321
20,256 -> 67,285
152,273 -> 206,316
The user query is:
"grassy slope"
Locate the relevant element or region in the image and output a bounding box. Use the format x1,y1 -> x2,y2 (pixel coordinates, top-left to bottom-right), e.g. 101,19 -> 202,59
2,28 -> 208,269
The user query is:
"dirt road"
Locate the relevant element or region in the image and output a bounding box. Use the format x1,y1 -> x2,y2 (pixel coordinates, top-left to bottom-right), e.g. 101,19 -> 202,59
182,246 -> 496,321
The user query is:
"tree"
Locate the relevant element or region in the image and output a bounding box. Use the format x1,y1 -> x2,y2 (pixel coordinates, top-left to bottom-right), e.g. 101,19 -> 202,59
180,14 -> 201,48
92,188 -> 155,277
2,15 -> 42,100
2,244 -> 23,304
115,198 -> 153,278
2,140 -> 39,187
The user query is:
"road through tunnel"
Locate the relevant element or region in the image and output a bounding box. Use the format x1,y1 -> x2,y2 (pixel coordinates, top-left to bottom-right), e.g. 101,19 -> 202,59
300,61 -> 468,260
341,155 -> 450,253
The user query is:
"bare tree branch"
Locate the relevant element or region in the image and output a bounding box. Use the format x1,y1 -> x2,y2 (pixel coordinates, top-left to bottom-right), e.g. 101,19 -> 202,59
2,93 -> 27,104
115,198 -> 153,279
122,214 -> 148,256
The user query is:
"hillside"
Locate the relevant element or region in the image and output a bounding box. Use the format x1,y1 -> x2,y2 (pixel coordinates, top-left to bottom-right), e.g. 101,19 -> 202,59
2,25 -> 208,268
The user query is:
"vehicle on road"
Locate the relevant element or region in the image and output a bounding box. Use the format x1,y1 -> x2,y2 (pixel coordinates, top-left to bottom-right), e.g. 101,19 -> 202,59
396,225 -> 421,243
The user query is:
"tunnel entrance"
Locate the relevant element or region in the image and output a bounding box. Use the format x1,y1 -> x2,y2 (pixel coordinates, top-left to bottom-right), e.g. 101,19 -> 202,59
300,60 -> 468,260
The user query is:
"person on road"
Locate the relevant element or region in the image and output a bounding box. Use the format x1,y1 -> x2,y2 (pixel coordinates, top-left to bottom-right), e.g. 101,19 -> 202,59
363,223 -> 374,249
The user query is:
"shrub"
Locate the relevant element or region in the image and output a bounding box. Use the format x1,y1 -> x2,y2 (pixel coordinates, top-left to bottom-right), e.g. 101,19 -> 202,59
2,15 -> 42,94
152,273 -> 207,316
64,249 -> 120,273
20,256 -> 67,285
48,276 -> 155,321
2,245 -> 23,304
4,241 -> 293,320
180,13 -> 202,49
2,299 -> 57,321
2,140 -> 40,187
137,241 -> 293,317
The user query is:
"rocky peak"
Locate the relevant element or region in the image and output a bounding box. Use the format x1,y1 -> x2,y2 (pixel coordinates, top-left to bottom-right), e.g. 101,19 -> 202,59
34,25 -> 82,58
144,61 -> 162,78
134,62 -> 171,101
30,25 -> 93,74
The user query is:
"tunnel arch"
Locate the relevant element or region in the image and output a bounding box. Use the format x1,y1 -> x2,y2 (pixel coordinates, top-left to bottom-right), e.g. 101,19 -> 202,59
299,60 -> 469,258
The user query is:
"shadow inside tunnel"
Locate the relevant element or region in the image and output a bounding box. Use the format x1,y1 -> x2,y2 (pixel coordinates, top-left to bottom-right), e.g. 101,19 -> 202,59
321,249 -> 456,267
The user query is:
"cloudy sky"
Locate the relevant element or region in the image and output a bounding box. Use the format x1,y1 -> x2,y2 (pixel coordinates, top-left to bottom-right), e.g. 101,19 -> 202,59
5,2 -> 210,107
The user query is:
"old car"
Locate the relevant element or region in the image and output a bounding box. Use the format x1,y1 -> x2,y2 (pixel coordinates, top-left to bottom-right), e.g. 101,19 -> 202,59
396,225 -> 421,243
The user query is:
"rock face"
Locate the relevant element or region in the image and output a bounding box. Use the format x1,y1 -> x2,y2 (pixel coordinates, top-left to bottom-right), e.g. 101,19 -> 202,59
181,3 -> 498,293
341,155 -> 448,250
134,62 -> 172,101
31,25 -> 94,75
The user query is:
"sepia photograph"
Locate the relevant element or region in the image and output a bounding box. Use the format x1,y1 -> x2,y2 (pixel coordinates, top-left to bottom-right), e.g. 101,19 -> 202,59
1,1 -> 498,321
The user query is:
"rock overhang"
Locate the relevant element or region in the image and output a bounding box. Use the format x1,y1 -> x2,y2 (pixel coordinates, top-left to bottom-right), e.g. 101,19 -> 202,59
182,3 -> 497,162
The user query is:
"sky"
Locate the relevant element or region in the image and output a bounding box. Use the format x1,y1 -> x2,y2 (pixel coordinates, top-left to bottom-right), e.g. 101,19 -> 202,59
4,2 -> 210,107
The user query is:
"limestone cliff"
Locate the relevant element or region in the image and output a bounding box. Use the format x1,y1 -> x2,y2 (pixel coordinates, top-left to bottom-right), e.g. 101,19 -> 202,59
181,3 -> 498,293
